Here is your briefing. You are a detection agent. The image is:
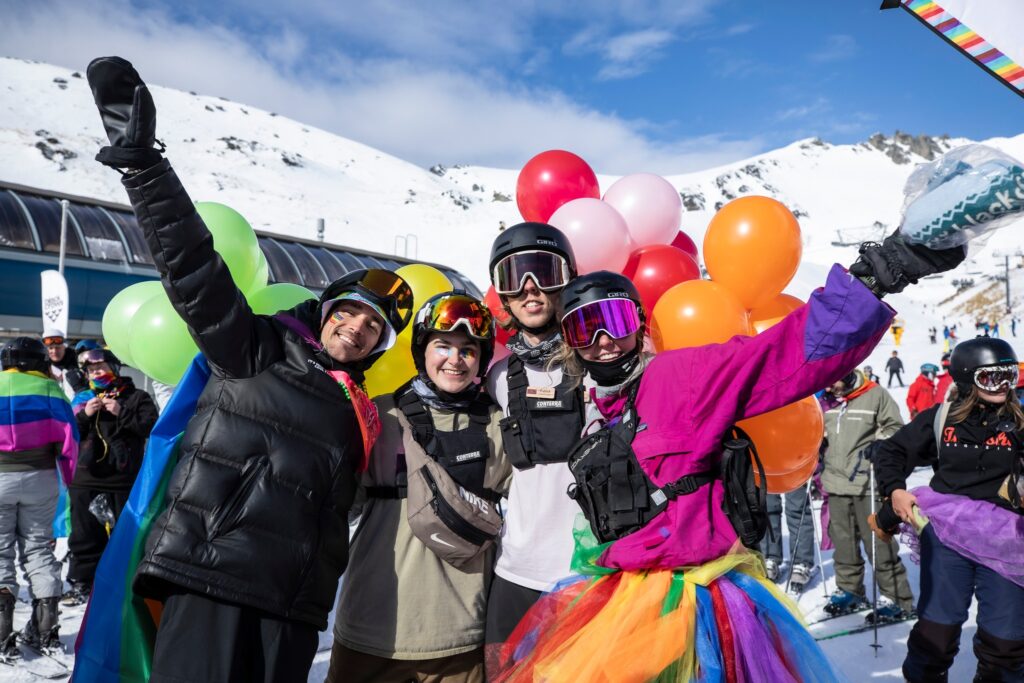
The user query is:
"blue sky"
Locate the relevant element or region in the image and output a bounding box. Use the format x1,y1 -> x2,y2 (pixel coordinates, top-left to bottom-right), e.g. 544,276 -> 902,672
2,0 -> 1021,174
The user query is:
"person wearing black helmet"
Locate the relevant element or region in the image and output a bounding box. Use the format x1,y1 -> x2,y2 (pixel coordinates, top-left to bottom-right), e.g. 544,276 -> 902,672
85,56 -> 414,681
62,348 -> 158,607
483,222 -> 583,667
0,338 -> 77,655
328,292 -> 511,683
494,223 -> 965,678
874,337 -> 1024,682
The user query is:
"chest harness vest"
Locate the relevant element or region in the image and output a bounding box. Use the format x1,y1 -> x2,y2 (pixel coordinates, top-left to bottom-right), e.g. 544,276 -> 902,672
367,383 -> 501,504
499,355 -> 585,469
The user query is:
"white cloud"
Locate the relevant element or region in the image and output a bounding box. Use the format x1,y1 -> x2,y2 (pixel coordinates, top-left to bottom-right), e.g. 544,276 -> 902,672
0,0 -> 765,174
596,29 -> 674,80
809,34 -> 857,63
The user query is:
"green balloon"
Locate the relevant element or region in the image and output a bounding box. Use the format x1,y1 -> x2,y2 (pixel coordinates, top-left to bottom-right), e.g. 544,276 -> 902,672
195,202 -> 261,293
243,249 -> 270,297
128,293 -> 198,385
101,280 -> 164,367
247,283 -> 316,316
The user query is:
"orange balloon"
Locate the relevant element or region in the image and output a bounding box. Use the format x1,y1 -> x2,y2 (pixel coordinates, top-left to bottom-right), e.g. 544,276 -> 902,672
764,454 -> 818,494
703,196 -> 802,310
650,280 -> 751,351
749,293 -> 805,334
736,395 -> 823,476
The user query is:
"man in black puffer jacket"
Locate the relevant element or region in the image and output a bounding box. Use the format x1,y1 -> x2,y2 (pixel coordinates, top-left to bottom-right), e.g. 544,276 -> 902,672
64,348 -> 158,607
86,57 -> 414,682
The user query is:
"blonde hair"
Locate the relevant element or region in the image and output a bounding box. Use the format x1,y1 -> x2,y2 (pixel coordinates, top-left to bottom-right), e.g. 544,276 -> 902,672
947,383 -> 1024,430
545,330 -> 651,390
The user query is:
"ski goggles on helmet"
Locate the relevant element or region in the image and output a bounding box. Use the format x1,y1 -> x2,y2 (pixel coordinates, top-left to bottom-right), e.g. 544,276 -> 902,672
973,364 -> 1019,392
78,348 -> 109,366
42,336 -> 64,347
492,250 -> 572,295
561,298 -> 642,349
417,293 -> 493,340
322,269 -> 414,330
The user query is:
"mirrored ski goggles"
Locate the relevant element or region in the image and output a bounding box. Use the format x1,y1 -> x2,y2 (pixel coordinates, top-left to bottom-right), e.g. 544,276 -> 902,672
356,269 -> 414,324
78,349 -> 108,366
418,294 -> 493,340
492,251 -> 572,295
42,336 -> 64,347
974,364 -> 1019,392
561,298 -> 642,349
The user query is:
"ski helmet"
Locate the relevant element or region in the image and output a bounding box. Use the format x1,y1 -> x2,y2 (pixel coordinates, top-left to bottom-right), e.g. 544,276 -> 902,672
1,337 -> 50,373
489,222 -> 577,294
75,339 -> 102,355
317,268 -> 414,371
949,337 -> 1018,388
78,347 -> 121,374
411,291 -> 494,379
559,271 -> 645,349
920,363 -> 939,376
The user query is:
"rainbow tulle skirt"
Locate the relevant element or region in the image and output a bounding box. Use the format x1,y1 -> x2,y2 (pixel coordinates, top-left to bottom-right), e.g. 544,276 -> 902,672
493,522 -> 845,683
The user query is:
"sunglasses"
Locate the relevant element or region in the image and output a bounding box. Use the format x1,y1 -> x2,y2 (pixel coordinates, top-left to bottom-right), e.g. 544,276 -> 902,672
492,251 -> 572,295
974,364 -> 1019,392
42,336 -> 65,347
561,298 -> 642,349
418,294 -> 493,339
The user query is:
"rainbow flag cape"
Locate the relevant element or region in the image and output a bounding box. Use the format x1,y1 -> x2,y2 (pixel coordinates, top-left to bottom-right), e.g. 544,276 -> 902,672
886,0 -> 1024,98
71,356 -> 210,683
0,368 -> 78,485
52,389 -> 95,539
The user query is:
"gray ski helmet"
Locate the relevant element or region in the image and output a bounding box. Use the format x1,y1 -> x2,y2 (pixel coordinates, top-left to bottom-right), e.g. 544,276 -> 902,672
949,337 -> 1018,386
1,337 -> 49,373
488,222 -> 577,283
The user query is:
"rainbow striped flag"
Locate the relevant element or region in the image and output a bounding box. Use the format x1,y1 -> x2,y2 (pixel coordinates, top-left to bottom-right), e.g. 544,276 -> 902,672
71,356 -> 210,683
898,0 -> 1024,97
52,389 -> 95,539
0,369 -> 78,485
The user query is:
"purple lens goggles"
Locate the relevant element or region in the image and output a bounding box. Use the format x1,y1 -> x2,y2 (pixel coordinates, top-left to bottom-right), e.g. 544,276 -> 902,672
561,298 -> 642,349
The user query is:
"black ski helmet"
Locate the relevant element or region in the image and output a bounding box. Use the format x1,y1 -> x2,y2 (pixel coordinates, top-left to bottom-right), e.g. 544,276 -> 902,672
559,270 -> 646,332
316,268 -> 414,372
78,347 -> 122,374
488,222 -> 577,284
1,337 -> 50,373
949,337 -> 1018,386
411,291 -> 494,379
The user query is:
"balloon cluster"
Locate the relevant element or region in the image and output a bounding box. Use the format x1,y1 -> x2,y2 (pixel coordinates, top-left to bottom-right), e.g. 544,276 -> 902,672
102,203 -> 315,385
514,151 -> 821,493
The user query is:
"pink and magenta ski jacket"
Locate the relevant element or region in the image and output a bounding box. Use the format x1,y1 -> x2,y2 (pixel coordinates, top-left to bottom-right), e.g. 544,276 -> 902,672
0,369 -> 78,484
597,265 -> 894,571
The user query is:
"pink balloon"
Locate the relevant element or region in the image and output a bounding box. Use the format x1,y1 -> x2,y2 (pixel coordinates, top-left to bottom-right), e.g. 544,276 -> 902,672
602,173 -> 682,247
671,231 -> 699,261
548,198 -> 632,274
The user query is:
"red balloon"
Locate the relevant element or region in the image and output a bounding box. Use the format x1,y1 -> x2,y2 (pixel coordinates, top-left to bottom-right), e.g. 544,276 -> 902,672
483,285 -> 512,346
621,244 -> 700,315
516,150 -> 600,223
670,231 -> 699,262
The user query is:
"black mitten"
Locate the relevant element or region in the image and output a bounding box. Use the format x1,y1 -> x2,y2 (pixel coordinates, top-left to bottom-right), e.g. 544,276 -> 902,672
86,56 -> 163,170
874,498 -> 902,535
849,231 -> 966,296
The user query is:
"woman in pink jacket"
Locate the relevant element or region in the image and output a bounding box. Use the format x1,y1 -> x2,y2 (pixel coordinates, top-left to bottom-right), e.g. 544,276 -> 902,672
493,235 -> 964,682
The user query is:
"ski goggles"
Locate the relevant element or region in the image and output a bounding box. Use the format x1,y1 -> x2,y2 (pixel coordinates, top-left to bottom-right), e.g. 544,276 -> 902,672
78,349 -> 108,366
492,251 -> 572,295
322,269 -> 414,329
974,364 -> 1019,392
42,336 -> 64,347
417,293 -> 493,340
561,298 -> 642,349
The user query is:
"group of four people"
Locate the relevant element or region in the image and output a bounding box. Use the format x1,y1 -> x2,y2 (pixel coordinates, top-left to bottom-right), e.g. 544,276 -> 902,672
67,56 -> 1024,682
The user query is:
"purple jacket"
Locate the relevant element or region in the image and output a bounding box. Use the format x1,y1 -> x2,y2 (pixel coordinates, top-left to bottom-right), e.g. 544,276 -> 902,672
599,265 -> 893,570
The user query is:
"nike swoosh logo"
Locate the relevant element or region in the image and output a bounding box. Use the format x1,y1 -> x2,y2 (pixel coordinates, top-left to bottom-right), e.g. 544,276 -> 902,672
430,533 -> 456,548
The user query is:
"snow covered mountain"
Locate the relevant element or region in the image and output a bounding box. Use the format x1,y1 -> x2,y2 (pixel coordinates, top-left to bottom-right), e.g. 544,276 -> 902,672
3,55 -> 1024,312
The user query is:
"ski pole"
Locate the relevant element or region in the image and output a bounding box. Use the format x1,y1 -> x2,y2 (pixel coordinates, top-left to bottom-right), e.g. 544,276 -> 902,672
785,482 -> 811,594
869,463 -> 881,655
809,479 -> 830,599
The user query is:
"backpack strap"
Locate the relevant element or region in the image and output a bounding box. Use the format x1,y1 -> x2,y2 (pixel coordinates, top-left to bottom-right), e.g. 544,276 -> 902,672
505,355 -> 537,457
396,381 -> 438,456
933,399 -> 952,459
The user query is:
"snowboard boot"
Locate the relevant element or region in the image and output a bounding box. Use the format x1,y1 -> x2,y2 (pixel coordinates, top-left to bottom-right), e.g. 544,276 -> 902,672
764,557 -> 781,582
60,582 -> 91,607
21,597 -> 61,653
0,590 -> 17,660
788,563 -> 813,593
823,589 -> 869,616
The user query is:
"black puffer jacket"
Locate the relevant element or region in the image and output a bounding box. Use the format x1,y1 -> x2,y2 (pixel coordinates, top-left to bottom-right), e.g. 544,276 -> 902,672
123,160 -> 365,629
72,378 -> 158,491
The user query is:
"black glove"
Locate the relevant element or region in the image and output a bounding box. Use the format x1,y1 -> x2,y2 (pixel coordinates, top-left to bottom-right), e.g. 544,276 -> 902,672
86,56 -> 163,170
849,231 -> 966,297
872,498 -> 902,536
